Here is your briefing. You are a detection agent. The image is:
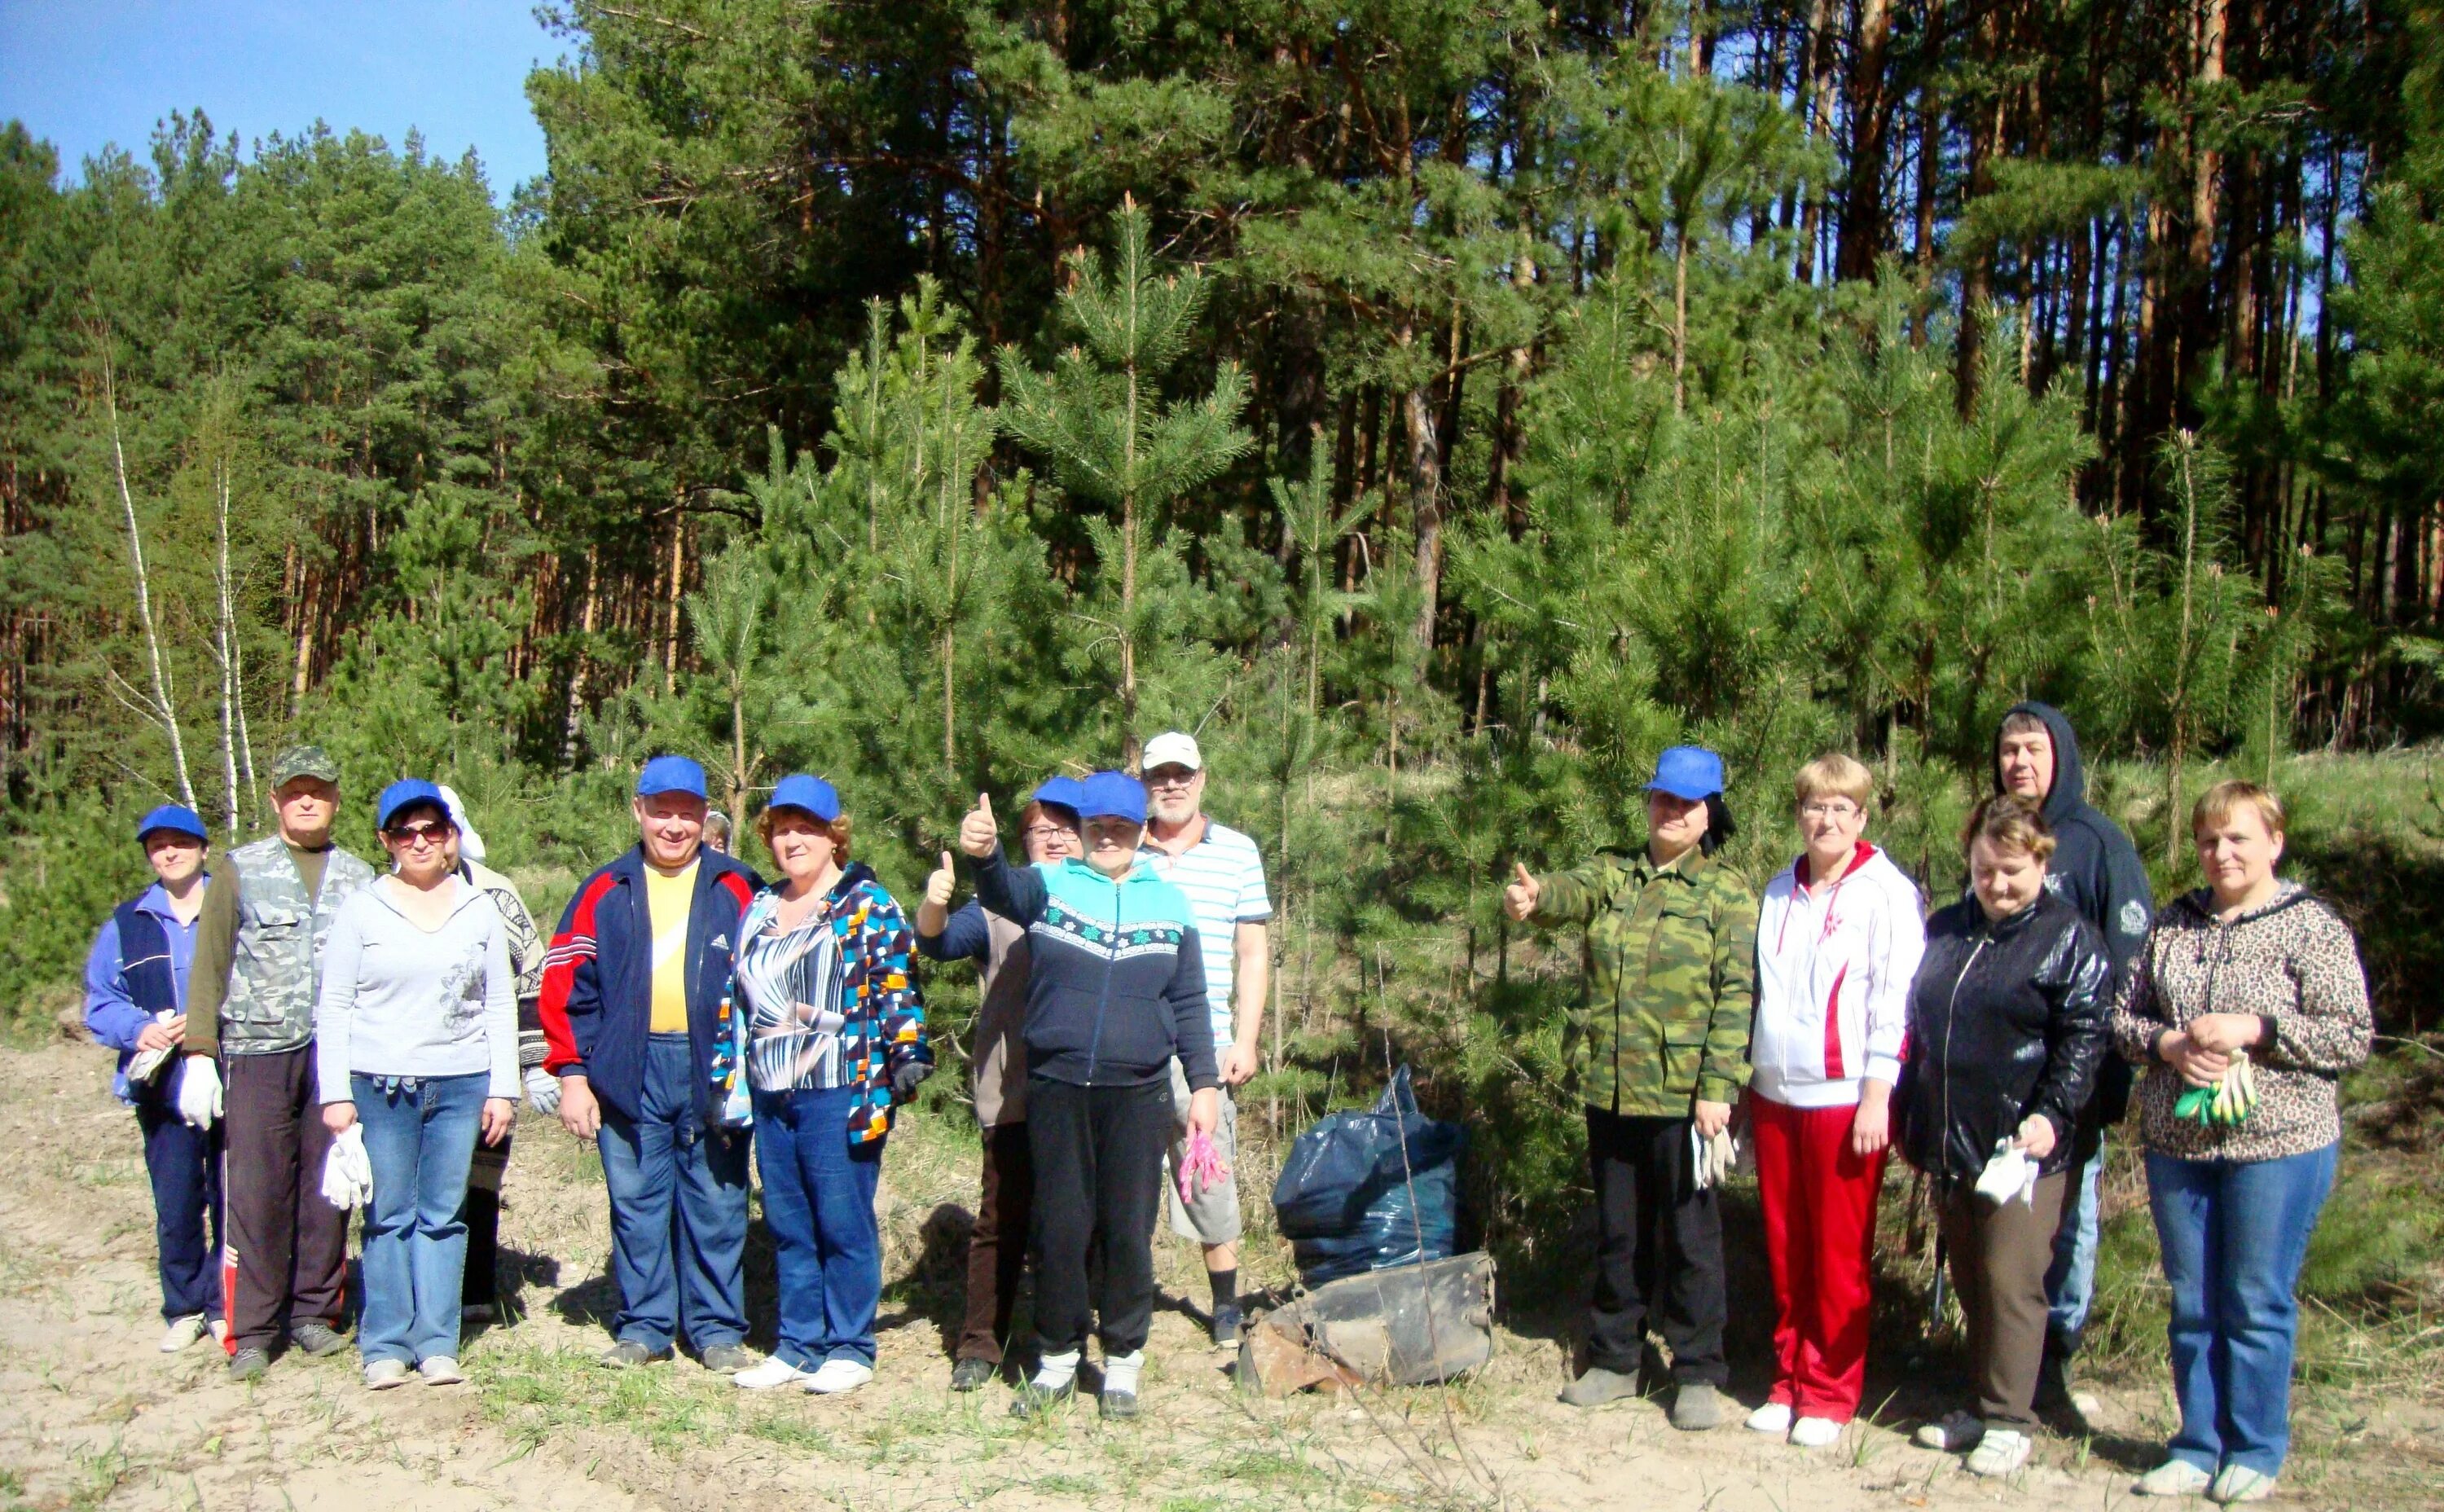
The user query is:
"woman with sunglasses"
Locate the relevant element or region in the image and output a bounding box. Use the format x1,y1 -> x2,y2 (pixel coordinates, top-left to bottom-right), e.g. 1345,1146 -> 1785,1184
315,780 -> 519,1390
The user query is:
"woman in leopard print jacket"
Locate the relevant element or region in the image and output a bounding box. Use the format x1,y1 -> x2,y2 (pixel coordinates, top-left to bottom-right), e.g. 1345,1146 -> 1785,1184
2108,780 -> 2371,1505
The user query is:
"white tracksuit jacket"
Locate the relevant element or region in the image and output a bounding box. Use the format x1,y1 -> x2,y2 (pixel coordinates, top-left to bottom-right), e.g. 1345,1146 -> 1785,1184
1750,842 -> 1927,1110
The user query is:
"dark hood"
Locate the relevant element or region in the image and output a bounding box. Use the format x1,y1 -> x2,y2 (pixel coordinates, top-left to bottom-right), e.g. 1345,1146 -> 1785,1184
1997,700 -> 2086,825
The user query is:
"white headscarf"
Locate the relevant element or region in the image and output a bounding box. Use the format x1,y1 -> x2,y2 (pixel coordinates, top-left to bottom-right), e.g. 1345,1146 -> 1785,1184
436,784 -> 488,866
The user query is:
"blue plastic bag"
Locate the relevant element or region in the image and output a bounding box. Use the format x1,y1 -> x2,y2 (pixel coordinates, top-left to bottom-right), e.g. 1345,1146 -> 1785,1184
1272,1066 -> 1464,1286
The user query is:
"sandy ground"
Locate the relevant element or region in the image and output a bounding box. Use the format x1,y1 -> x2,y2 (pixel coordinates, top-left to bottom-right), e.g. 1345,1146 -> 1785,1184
1,1037 -> 2429,1511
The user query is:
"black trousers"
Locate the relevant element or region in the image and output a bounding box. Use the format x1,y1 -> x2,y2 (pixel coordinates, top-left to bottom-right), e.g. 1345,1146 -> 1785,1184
1585,1106 -> 1728,1385
1027,1077 -> 1168,1358
461,1135 -> 511,1308
223,1047 -> 350,1352
958,1123 -> 1035,1363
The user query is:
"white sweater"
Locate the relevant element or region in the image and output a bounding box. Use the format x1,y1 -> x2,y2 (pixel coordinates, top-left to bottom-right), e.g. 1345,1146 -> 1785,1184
1750,843 -> 1926,1110
314,877 -> 518,1100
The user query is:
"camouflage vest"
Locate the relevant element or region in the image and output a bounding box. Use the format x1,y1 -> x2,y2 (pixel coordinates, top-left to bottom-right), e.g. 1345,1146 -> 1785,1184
221,834 -> 376,1054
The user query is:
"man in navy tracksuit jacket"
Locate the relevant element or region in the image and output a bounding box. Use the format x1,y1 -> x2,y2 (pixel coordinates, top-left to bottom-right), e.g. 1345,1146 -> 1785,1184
541,757 -> 763,1370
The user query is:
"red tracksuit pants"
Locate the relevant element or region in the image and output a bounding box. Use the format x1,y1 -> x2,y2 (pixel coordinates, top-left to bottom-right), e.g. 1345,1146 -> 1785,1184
1752,1093 -> 1884,1422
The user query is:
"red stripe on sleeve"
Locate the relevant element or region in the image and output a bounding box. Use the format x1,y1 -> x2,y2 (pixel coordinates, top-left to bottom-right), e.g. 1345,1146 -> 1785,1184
539,871 -> 618,1075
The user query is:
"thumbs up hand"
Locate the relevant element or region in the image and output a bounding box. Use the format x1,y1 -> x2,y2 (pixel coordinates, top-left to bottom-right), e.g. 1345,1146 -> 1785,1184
925,850 -> 958,908
958,793 -> 1000,859
1502,861 -> 1541,921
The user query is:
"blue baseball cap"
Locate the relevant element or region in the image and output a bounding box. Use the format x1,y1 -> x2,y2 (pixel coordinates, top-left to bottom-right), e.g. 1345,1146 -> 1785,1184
767,773 -> 842,823
1646,745 -> 1726,802
1028,776 -> 1085,815
135,805 -> 209,844
376,778 -> 449,831
636,754 -> 709,800
1075,770 -> 1148,825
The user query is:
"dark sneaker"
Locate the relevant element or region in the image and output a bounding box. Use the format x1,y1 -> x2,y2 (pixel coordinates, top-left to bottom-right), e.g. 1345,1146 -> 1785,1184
1558,1366 -> 1638,1408
1101,1389 -> 1139,1419
699,1343 -> 754,1374
229,1347 -> 270,1382
1009,1380 -> 1075,1419
950,1357 -> 996,1392
1210,1303 -> 1244,1347
289,1321 -> 348,1357
600,1339 -> 673,1369
1668,1382 -> 1727,1431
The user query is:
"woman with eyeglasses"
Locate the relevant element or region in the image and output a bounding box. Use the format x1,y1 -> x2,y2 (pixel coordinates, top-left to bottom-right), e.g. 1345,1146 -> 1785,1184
1744,754 -> 1927,1447
315,780 -> 519,1390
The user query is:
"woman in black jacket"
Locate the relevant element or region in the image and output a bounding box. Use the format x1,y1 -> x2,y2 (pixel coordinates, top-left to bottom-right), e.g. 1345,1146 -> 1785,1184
1897,795 -> 2110,1478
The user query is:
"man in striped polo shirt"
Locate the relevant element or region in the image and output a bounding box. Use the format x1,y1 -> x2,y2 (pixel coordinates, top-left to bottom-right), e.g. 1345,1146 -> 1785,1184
1137,731 -> 1273,1345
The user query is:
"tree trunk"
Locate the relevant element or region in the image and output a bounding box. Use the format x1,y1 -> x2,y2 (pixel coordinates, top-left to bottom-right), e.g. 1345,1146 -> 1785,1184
1836,0 -> 1897,283
104,361 -> 199,811
562,545 -> 600,767
213,462 -> 245,833
1795,0 -> 1837,284
662,507 -> 688,694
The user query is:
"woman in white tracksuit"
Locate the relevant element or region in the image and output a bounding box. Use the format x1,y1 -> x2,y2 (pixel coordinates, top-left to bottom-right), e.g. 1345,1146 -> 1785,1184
1743,754 -> 1927,1447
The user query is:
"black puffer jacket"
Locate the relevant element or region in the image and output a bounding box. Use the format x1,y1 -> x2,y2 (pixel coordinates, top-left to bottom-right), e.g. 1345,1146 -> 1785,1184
1897,891 -> 2112,1186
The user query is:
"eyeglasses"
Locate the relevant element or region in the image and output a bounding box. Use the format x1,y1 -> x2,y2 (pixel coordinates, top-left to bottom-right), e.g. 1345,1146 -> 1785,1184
385,823 -> 452,848
1799,802 -> 1861,820
1143,767 -> 1198,789
1022,824 -> 1075,842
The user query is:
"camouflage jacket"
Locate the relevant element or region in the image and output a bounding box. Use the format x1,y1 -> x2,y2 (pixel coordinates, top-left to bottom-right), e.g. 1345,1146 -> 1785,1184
1532,846 -> 1759,1116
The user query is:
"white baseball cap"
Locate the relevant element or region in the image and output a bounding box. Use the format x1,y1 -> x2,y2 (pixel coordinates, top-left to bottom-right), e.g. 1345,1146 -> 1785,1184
1141,732 -> 1203,773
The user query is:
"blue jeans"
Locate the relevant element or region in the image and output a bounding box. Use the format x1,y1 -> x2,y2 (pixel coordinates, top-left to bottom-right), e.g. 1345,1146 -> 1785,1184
598,1035 -> 749,1354
354,1071 -> 488,1365
2044,1144 -> 2103,1345
134,1093 -> 223,1321
752,1086 -> 884,1369
2147,1143 -> 2338,1478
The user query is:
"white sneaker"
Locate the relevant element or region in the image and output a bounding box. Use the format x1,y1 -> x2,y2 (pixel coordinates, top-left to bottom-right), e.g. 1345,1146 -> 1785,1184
365,1359 -> 411,1390
1789,1416 -> 1842,1449
1914,1410 -> 1985,1452
733,1357 -> 813,1391
158,1313 -> 209,1353
2209,1466 -> 2278,1504
803,1359 -> 874,1395
1965,1428 -> 2033,1477
418,1356 -> 467,1386
1744,1401 -> 1793,1435
209,1318 -> 229,1345
2134,1460 -> 2214,1497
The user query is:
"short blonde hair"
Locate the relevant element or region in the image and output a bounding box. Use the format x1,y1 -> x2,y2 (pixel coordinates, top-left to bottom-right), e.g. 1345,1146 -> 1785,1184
757,806 -> 852,862
1962,793 -> 2056,863
2192,780 -> 2285,840
1794,753 -> 1874,811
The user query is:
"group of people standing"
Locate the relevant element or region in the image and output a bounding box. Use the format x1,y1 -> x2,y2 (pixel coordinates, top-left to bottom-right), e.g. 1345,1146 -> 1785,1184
83,701 -> 2370,1499
1513,703 -> 2371,1505
83,731 -> 1273,1423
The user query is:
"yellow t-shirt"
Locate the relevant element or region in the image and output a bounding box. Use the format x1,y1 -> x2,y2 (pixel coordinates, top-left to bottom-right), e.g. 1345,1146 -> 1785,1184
645,860 -> 700,1034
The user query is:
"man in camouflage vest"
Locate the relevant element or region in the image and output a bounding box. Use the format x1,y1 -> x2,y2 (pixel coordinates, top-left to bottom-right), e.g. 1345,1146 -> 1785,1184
1506,745 -> 1759,1433
179,745 -> 376,1379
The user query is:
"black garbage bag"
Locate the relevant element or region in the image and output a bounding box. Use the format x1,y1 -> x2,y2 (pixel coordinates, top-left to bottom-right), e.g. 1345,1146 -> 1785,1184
1272,1066 -> 1464,1286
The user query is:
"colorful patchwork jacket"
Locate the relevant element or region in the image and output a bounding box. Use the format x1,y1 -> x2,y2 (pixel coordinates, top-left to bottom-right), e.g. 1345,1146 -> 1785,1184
711,862 -> 930,1145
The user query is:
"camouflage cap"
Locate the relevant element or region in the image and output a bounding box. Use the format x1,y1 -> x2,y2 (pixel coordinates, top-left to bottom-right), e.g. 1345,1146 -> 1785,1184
268,744 -> 342,789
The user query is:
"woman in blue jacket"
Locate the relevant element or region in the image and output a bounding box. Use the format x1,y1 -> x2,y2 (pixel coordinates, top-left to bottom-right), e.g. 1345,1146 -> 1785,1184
83,805 -> 222,1353
958,771 -> 1218,1419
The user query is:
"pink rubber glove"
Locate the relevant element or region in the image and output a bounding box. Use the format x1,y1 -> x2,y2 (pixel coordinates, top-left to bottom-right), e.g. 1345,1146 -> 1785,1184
1176,1128 -> 1231,1204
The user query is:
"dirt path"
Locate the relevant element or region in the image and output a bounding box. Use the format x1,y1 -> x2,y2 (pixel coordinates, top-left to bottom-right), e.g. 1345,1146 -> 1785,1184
0,1039 -> 2413,1510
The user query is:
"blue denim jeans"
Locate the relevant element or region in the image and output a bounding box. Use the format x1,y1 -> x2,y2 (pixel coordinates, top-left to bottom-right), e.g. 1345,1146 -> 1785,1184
2044,1144 -> 2103,1345
598,1035 -> 749,1354
353,1071 -> 488,1365
2147,1142 -> 2338,1478
752,1085 -> 884,1369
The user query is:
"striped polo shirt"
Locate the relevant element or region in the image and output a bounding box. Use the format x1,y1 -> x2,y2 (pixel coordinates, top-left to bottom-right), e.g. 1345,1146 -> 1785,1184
1139,818 -> 1273,1049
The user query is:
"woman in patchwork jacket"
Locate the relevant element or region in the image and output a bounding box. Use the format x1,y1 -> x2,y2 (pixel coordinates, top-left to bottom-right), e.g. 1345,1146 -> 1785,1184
718,775 -> 930,1396
2111,780 -> 2371,1505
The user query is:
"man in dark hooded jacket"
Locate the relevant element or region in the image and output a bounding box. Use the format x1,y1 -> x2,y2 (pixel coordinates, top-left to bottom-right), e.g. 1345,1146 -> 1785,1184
1993,702 -> 2153,1413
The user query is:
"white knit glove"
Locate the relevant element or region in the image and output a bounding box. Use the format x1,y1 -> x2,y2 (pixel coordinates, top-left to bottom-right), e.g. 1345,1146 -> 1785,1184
176,1057 -> 223,1130
1973,1140 -> 2039,1207
321,1124 -> 373,1210
524,1066 -> 561,1116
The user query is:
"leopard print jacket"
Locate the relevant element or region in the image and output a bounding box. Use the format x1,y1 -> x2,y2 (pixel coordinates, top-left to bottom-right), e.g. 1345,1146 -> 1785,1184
2109,881 -> 2371,1164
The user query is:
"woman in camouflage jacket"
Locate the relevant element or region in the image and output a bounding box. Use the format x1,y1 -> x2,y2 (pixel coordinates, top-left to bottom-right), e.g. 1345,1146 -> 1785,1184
1505,745 -> 1759,1434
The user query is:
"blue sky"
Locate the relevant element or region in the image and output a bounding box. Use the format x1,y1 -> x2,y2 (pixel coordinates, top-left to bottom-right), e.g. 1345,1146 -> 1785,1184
0,1 -> 564,200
